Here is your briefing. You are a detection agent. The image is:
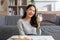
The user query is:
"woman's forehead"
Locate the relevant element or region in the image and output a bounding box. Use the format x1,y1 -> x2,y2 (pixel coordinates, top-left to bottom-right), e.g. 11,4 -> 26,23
28,6 -> 35,10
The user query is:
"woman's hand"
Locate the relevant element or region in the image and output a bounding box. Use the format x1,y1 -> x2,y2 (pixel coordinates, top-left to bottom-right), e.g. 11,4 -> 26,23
36,18 -> 41,29
36,15 -> 43,29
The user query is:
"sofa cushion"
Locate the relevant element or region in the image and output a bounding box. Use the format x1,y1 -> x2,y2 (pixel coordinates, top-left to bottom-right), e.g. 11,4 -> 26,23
41,26 -> 60,40
5,16 -> 20,25
0,25 -> 19,40
41,21 -> 56,26
0,16 -> 5,25
42,14 -> 56,24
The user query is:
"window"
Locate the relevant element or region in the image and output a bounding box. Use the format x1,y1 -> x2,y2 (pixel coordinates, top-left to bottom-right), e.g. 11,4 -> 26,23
28,0 -> 56,11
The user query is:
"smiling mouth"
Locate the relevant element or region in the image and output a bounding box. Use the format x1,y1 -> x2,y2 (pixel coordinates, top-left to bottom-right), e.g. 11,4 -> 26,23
29,13 -> 33,15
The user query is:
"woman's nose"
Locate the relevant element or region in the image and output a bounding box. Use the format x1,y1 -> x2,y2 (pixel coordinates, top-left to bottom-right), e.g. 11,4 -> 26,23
31,11 -> 33,13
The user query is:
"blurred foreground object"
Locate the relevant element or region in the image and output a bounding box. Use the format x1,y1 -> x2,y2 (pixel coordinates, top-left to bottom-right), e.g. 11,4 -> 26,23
7,35 -> 54,40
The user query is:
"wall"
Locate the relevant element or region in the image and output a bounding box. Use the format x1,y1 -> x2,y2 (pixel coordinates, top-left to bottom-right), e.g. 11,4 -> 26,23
37,11 -> 60,16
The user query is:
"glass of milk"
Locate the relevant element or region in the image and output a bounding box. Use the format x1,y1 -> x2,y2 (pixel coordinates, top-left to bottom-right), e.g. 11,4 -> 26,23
37,14 -> 43,22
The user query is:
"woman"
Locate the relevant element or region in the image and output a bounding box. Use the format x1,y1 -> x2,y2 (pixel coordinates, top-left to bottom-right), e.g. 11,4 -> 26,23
17,4 -> 42,35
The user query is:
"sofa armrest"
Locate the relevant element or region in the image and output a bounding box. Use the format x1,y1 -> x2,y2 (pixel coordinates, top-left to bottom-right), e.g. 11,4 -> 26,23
56,16 -> 60,25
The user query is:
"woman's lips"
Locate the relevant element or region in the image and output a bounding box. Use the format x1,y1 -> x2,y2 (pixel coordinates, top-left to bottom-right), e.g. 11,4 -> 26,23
29,13 -> 33,16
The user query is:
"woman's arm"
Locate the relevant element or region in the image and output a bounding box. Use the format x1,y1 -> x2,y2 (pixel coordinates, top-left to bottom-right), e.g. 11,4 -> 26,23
36,14 -> 43,35
36,28 -> 41,35
17,19 -> 25,35
36,20 -> 41,35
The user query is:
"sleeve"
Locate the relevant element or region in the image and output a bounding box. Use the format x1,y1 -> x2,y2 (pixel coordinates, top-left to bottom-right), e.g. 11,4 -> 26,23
17,19 -> 25,35
36,28 -> 41,35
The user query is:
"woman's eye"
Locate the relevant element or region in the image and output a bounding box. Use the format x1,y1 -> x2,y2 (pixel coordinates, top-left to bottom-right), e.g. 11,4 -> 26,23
33,10 -> 35,12
29,9 -> 35,12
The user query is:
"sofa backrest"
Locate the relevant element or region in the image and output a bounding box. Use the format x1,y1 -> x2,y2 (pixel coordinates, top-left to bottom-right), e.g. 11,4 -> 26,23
5,16 -> 20,25
56,16 -> 60,25
0,16 -> 5,25
0,14 -> 57,25
42,14 -> 56,24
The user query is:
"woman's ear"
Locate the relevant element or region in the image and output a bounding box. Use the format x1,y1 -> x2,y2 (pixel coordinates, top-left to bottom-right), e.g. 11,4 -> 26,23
26,9 -> 27,13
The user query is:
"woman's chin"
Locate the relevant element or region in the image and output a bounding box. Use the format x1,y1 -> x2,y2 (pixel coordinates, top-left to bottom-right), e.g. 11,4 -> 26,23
29,16 -> 33,18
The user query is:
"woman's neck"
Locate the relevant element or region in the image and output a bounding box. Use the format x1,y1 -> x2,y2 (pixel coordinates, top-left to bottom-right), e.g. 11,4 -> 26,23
23,16 -> 31,22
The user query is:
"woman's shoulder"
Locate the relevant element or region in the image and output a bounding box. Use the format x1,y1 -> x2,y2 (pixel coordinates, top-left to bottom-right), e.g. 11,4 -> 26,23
18,18 -> 23,22
17,18 -> 24,24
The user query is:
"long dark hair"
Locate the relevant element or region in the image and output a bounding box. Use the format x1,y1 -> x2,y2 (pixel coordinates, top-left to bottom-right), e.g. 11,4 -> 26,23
22,4 -> 38,28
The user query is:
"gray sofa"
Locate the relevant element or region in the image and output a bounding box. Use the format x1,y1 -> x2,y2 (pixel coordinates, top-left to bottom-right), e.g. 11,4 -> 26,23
0,14 -> 60,40
0,16 -> 20,40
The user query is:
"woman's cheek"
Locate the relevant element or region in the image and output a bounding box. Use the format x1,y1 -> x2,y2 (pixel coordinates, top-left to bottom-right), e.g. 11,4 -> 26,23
28,14 -> 33,17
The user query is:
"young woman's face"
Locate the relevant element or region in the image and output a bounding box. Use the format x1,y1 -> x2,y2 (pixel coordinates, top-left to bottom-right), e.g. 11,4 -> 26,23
26,6 -> 35,18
